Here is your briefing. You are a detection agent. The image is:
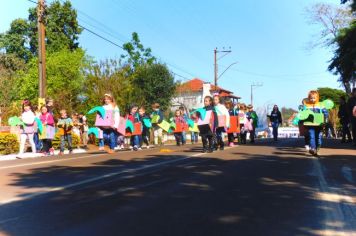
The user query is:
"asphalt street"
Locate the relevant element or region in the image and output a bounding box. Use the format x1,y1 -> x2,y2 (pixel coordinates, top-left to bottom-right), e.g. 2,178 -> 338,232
0,138 -> 355,236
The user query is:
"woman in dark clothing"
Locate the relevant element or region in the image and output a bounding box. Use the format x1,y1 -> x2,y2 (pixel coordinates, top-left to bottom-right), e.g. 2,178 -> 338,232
268,105 -> 282,141
338,96 -> 352,143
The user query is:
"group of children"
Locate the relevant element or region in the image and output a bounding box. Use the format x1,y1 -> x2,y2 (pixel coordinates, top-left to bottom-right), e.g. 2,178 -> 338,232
16,92 -> 259,156
92,93 -> 259,154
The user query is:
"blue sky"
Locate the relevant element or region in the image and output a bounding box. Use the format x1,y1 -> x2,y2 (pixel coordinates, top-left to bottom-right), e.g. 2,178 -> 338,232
0,0 -> 344,110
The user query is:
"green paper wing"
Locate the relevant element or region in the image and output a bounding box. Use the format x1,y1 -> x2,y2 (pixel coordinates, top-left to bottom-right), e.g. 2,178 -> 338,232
297,110 -> 313,121
126,120 -> 134,132
87,106 -> 106,117
195,108 -> 206,121
35,117 -> 43,134
170,122 -> 176,129
88,127 -> 99,138
322,99 -> 334,110
143,118 -> 152,128
8,116 -> 24,126
187,119 -> 194,128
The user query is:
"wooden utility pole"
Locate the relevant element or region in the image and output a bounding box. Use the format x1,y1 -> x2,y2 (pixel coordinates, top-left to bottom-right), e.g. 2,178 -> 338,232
214,47 -> 232,87
38,0 -> 46,98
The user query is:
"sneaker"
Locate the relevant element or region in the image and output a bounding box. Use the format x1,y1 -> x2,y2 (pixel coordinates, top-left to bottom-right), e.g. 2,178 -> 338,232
138,147 -> 142,150
219,146 -> 224,151
202,148 -> 207,153
49,148 -> 55,155
120,145 -> 125,149
107,149 -> 115,154
305,145 -> 310,151
229,142 -> 234,147
69,150 -> 73,154
133,146 -> 138,151
99,147 -> 104,151
129,146 -> 133,150
114,146 -> 122,150
59,152 -> 64,156
309,149 -> 315,155
147,145 -> 150,149
207,148 -> 213,153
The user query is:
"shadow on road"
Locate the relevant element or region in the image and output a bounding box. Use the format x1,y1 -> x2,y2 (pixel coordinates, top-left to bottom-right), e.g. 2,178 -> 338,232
0,138 -> 355,236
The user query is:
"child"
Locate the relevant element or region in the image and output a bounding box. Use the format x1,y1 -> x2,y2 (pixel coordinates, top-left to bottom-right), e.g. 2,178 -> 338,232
57,109 -> 74,155
39,106 -> 55,155
32,105 -> 42,152
151,103 -> 165,146
246,105 -> 258,143
72,113 -> 81,148
18,99 -> 37,157
172,109 -> 186,146
238,103 -> 248,144
126,104 -> 141,151
225,101 -> 239,147
95,93 -> 120,154
139,106 -> 151,149
179,106 -> 188,145
213,95 -> 230,150
197,96 -> 218,153
300,91 -> 330,156
78,113 -> 89,149
190,112 -> 199,144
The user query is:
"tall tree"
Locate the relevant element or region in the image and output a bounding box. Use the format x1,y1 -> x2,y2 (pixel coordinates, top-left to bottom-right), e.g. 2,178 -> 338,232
133,63 -> 176,111
0,0 -> 82,61
122,32 -> 156,68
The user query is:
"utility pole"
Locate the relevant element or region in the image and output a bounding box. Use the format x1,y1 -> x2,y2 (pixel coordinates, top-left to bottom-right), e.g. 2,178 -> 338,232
214,47 -> 232,87
250,82 -> 263,106
38,0 -> 46,98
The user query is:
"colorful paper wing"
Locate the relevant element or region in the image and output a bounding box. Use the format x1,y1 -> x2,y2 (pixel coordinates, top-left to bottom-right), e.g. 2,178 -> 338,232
187,119 -> 194,128
143,118 -> 152,128
297,110 -> 312,121
126,119 -> 134,132
8,116 -> 24,126
35,117 -> 43,134
322,99 -> 334,110
158,120 -> 171,132
87,106 -> 106,117
88,127 -> 99,138
194,108 -> 206,121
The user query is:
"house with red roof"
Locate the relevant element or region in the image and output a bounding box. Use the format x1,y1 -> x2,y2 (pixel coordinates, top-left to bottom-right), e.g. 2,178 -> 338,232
172,78 -> 240,111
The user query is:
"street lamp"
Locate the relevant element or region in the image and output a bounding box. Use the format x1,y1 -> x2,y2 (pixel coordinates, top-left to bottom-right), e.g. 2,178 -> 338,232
250,82 -> 263,106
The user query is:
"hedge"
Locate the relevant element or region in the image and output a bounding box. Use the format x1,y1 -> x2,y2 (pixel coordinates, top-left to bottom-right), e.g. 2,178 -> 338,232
0,133 -> 19,155
52,133 -> 80,150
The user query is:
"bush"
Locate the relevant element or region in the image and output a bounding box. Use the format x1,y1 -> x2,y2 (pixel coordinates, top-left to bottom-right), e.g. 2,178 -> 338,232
52,133 -> 80,150
0,133 -> 19,155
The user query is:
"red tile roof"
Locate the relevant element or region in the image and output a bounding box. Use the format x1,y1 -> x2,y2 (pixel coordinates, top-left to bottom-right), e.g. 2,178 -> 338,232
177,78 -> 234,94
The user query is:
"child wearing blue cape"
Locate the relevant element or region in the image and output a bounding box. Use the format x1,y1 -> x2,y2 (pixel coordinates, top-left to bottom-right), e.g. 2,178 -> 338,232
139,106 -> 151,149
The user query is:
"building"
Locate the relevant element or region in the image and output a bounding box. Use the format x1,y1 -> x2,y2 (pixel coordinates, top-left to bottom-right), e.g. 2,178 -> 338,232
172,78 -> 240,111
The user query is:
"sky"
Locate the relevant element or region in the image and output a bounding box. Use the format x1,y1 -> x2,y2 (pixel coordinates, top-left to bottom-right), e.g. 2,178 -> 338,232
0,0 -> 345,111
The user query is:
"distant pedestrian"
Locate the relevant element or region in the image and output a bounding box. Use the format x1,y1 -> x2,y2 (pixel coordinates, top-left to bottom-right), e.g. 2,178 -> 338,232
338,96 -> 352,143
246,104 -> 258,143
39,106 -> 55,155
268,105 -> 282,141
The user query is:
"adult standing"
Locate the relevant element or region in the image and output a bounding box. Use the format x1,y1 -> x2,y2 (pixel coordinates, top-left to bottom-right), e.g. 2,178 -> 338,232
347,88 -> 356,146
247,105 -> 258,143
268,105 -> 282,141
338,96 -> 352,143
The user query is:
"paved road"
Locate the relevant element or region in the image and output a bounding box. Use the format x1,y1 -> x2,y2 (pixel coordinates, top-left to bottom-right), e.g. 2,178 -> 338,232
0,139 -> 355,236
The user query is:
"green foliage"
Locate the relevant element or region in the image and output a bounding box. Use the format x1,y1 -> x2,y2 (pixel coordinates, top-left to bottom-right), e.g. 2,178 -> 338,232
0,133 -> 19,155
317,87 -> 347,106
15,48 -> 87,114
133,63 -> 177,112
0,0 -> 82,61
122,32 -> 156,68
51,133 -> 80,150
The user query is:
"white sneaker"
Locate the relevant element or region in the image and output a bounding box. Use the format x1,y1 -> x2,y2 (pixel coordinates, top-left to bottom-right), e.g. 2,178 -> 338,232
147,145 -> 150,149
305,145 -> 310,151
129,146 -> 133,150
114,146 -> 121,150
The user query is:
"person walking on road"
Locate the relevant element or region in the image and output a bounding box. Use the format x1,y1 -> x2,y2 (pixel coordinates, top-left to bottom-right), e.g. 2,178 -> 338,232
347,88 -> 356,146
268,105 -> 282,141
338,96 -> 352,143
246,105 -> 258,143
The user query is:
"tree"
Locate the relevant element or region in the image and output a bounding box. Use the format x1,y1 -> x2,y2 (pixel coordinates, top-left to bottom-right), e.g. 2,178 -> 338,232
0,0 -> 82,61
305,3 -> 354,48
317,87 -> 347,107
122,32 -> 156,68
82,59 -> 135,114
15,48 -> 87,114
133,63 -> 176,111
305,2 -> 355,93
0,53 -> 26,123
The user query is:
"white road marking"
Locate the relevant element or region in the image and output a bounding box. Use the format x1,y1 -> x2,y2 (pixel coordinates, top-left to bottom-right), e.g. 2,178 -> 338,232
312,159 -> 356,235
